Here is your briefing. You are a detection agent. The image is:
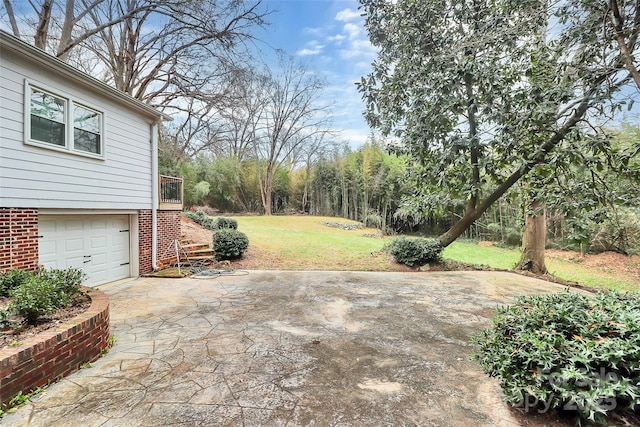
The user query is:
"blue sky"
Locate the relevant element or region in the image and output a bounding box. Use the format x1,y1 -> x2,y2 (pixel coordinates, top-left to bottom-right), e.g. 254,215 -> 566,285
256,0 -> 378,147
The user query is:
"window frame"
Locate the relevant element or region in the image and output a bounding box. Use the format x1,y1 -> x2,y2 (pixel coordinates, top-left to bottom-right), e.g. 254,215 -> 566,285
24,80 -> 105,159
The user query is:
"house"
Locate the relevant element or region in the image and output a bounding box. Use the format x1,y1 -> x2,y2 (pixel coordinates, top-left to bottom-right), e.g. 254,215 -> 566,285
0,31 -> 183,286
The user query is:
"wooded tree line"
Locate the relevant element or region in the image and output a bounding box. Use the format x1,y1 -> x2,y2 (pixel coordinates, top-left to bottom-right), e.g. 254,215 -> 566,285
171,128 -> 640,256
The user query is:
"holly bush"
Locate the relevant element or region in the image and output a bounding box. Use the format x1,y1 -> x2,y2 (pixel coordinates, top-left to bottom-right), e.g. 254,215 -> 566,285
213,229 -> 249,260
214,217 -> 238,230
387,236 -> 443,266
473,290 -> 640,423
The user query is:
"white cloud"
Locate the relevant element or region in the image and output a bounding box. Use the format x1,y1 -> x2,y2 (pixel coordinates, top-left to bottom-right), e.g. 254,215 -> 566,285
302,26 -> 325,37
336,9 -> 361,22
343,23 -> 362,40
328,34 -> 346,43
296,40 -> 325,56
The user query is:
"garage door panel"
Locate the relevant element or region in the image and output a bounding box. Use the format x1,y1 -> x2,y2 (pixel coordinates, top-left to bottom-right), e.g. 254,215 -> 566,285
63,219 -> 84,232
64,255 -> 87,270
39,215 -> 131,287
90,236 -> 108,250
65,238 -> 85,253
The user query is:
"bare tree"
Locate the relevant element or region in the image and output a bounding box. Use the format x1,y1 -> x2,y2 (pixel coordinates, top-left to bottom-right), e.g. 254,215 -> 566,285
1,0 -> 163,60
215,68 -> 269,160
80,0 -> 267,101
252,53 -> 332,215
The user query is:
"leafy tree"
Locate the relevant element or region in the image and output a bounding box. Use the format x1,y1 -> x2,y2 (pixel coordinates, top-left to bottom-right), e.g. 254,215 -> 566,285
358,0 -> 640,261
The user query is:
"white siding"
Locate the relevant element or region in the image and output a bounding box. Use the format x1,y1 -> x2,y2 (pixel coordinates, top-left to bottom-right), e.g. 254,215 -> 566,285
0,48 -> 155,209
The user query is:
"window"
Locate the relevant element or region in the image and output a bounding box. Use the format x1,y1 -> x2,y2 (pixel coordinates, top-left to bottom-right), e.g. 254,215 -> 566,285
73,104 -> 101,154
26,83 -> 104,157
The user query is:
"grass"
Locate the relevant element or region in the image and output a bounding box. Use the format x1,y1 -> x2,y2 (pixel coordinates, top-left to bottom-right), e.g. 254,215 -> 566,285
235,216 -> 392,270
445,241 -> 638,291
230,215 -> 639,290
443,240 -> 520,270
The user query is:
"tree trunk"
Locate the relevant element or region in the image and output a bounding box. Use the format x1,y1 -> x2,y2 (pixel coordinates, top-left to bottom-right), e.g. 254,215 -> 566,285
518,201 -> 547,274
259,164 -> 273,215
34,0 -> 54,50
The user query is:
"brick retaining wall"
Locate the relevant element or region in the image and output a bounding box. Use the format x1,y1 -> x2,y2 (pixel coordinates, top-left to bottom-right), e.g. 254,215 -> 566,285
0,288 -> 110,405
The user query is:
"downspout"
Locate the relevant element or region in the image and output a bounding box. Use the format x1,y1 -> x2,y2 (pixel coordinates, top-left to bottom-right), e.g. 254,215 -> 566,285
151,121 -> 159,270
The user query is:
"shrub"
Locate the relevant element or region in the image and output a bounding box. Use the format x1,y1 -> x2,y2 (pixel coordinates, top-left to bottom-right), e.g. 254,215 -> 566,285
388,236 -> 443,266
214,217 -> 238,230
0,269 -> 33,297
38,268 -> 85,300
6,268 -> 86,323
363,212 -> 382,229
182,210 -> 197,222
213,229 -> 249,260
0,309 -> 19,331
8,275 -> 68,323
472,290 -> 640,423
183,210 -> 215,230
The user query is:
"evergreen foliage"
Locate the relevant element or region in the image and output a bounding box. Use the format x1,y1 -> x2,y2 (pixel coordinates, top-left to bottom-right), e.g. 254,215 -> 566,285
6,268 -> 86,323
213,229 -> 249,260
473,290 -> 640,423
214,217 -> 238,230
387,237 -> 443,266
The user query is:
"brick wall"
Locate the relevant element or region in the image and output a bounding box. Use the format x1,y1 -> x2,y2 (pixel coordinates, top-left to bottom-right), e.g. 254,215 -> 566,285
157,210 -> 181,267
138,210 -> 181,273
0,288 -> 110,405
0,208 -> 39,273
138,210 -> 153,274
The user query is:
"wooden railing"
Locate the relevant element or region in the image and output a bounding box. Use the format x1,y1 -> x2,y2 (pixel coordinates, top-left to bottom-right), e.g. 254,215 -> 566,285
159,175 -> 183,210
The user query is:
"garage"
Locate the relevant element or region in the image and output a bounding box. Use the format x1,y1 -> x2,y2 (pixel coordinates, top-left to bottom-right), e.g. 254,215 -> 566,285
39,215 -> 131,287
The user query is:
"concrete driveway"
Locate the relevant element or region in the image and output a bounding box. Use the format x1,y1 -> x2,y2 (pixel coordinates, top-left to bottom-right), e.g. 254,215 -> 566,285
2,271 -> 566,426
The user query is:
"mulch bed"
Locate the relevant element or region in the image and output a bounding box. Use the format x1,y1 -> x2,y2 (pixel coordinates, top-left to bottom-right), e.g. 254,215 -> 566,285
0,294 -> 91,350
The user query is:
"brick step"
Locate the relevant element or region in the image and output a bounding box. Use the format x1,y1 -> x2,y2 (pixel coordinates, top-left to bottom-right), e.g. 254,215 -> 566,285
188,255 -> 216,262
184,251 -> 215,260
181,243 -> 211,251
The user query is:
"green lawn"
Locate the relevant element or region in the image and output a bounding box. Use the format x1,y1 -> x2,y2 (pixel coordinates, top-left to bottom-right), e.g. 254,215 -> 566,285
231,215 -> 639,291
444,240 -> 639,291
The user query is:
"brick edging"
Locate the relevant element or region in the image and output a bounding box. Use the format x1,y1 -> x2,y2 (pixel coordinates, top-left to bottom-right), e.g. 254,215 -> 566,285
0,287 -> 110,405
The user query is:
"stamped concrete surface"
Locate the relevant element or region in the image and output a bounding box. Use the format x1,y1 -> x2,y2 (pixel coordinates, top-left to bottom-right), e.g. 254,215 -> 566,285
2,271 -> 566,427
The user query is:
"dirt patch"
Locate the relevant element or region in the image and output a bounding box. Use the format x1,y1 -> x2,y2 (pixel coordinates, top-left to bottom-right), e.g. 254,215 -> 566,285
546,249 -> 640,281
0,294 -> 91,350
181,216 -> 213,247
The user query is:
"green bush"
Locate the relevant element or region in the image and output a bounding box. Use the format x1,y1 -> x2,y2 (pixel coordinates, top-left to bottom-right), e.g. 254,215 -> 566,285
0,269 -> 33,297
8,276 -> 68,323
6,268 -> 86,323
0,309 -> 19,331
182,211 -> 197,222
473,290 -> 640,423
183,210 -> 215,230
214,217 -> 238,230
388,236 -> 443,266
37,268 -> 85,299
213,229 -> 249,260
363,212 -> 382,229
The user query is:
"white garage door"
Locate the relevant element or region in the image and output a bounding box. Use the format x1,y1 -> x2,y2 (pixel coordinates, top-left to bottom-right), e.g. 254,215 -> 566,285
39,215 -> 131,287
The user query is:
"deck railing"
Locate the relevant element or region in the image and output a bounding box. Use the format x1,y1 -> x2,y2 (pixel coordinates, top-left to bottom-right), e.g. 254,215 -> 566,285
159,175 -> 183,210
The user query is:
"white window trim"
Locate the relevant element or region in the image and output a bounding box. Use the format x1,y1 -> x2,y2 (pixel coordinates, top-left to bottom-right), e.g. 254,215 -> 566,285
24,79 -> 106,160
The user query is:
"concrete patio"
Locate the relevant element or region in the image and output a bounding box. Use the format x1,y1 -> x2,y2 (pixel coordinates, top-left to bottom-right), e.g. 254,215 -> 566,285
2,270 -> 567,426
